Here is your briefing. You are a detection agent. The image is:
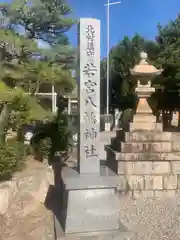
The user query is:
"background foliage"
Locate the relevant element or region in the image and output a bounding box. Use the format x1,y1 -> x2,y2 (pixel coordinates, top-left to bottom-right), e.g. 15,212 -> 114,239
100,14 -> 180,115
0,0 -> 76,180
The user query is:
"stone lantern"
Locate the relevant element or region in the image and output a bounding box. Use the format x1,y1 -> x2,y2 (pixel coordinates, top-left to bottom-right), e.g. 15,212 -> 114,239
130,52 -> 163,129
106,52 -> 180,199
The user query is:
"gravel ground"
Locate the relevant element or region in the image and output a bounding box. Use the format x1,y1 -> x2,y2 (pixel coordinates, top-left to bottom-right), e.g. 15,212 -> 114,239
3,188 -> 180,240
118,194 -> 180,240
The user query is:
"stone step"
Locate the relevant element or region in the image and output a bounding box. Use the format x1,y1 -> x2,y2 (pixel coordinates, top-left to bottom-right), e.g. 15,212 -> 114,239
105,146 -> 180,161
55,227 -> 133,240
110,138 -> 172,152
129,122 -> 163,131
133,114 -> 156,123
105,145 -> 121,161
105,145 -> 119,173
110,138 -> 121,151
116,130 -> 172,142
118,152 -> 180,161
121,142 -> 172,152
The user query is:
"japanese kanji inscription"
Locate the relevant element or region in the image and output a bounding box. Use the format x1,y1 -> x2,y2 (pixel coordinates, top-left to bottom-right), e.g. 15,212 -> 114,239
78,18 -> 100,174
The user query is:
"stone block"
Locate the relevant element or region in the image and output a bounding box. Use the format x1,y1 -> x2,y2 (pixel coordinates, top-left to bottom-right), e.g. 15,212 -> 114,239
129,122 -> 163,131
117,162 -> 125,175
105,146 -> 119,173
57,167 -> 131,237
144,176 -> 163,190
0,188 -> 11,215
55,225 -> 132,240
152,162 -> 170,174
64,188 -> 120,234
172,141 -> 180,151
0,181 -> 17,215
154,190 -> 176,198
105,145 -> 121,161
126,191 -> 133,197
121,142 -> 172,153
116,176 -> 127,192
123,131 -> 172,142
171,162 -> 180,174
117,152 -> 180,161
176,190 -> 180,196
110,138 -> 121,152
177,175 -> 180,189
125,161 -> 170,175
125,162 -> 151,175
127,176 -> 144,190
133,114 -> 156,123
163,175 -> 177,190
133,190 -> 154,198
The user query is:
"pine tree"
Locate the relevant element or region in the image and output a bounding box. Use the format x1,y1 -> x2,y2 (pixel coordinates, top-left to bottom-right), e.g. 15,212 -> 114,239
2,0 -> 76,66
0,0 -> 76,144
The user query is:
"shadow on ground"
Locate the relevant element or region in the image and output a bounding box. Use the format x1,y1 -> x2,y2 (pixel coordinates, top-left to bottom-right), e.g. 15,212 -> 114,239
44,161 -> 64,227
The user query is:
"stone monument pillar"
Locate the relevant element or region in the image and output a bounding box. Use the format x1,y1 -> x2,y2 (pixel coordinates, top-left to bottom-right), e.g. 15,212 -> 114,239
54,18 -> 130,239
77,18 -> 100,174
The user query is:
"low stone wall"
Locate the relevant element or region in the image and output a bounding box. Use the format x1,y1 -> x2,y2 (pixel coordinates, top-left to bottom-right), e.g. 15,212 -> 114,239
106,128 -> 180,199
0,181 -> 17,215
116,162 -> 179,198
0,162 -> 53,216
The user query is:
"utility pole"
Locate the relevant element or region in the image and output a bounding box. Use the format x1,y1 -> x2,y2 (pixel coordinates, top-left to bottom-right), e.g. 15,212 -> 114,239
104,0 -> 121,131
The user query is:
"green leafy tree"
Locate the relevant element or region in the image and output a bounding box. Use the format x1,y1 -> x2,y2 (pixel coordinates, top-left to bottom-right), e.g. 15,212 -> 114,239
100,34 -> 159,112
0,28 -> 52,144
31,96 -> 72,163
3,0 -> 76,66
154,15 -> 180,91
100,14 -> 180,125
147,14 -> 180,115
0,0 -> 76,145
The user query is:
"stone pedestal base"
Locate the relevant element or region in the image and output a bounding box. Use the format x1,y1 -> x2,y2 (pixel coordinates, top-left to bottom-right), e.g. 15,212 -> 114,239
129,122 -> 163,131
133,114 -> 156,123
105,124 -> 180,198
54,167 -> 130,239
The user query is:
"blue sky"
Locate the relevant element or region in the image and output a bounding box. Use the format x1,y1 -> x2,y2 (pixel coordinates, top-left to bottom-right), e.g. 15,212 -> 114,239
1,0 -> 180,58
67,0 -> 180,58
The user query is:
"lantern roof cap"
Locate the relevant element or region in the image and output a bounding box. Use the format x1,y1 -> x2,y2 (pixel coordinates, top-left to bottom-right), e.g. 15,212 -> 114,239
130,51 -> 163,76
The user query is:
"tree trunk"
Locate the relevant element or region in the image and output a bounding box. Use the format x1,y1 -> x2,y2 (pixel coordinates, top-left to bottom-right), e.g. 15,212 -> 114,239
0,103 -> 11,145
